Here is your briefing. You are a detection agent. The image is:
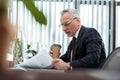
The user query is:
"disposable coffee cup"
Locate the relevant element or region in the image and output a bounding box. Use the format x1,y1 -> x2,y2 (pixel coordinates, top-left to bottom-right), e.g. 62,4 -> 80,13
50,44 -> 61,59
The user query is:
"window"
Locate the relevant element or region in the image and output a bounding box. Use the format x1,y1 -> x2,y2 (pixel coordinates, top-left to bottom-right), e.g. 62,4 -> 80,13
116,1 -> 120,48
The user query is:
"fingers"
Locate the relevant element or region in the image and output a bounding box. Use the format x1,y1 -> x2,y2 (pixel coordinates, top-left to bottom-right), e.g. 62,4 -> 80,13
52,58 -> 60,64
49,50 -> 53,57
52,59 -> 62,70
52,59 -> 69,71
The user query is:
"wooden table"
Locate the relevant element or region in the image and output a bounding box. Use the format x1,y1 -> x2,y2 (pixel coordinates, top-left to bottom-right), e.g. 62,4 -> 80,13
0,69 -> 120,80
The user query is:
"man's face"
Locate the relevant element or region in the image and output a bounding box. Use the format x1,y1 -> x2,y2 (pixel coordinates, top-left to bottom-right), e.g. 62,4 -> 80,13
60,12 -> 80,37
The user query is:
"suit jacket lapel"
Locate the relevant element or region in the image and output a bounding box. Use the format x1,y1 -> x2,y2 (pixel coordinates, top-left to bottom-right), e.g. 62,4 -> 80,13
74,26 -> 85,56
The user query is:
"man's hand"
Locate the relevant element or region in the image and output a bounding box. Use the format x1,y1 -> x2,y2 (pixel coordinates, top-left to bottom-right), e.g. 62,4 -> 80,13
52,58 -> 70,71
49,50 -> 53,58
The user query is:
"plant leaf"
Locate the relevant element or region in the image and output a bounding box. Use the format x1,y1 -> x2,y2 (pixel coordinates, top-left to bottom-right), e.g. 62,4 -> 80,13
27,44 -> 31,49
22,0 -> 47,25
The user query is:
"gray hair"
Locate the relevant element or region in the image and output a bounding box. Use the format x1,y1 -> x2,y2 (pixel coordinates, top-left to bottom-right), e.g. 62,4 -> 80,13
60,8 -> 80,18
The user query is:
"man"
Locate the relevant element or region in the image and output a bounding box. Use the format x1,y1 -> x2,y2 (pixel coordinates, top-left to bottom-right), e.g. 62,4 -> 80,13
52,9 -> 106,71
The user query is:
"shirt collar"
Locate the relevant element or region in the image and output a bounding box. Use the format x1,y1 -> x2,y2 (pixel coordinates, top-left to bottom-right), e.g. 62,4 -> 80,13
74,26 -> 81,38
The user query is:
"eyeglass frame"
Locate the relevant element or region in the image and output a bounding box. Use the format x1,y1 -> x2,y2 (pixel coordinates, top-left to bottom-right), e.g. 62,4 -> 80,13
59,17 -> 78,27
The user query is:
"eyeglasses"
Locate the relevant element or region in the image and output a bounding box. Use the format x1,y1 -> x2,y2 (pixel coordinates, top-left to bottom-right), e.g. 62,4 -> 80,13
59,17 -> 77,27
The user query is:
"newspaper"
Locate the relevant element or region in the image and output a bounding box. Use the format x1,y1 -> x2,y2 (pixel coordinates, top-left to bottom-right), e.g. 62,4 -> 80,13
15,49 -> 53,70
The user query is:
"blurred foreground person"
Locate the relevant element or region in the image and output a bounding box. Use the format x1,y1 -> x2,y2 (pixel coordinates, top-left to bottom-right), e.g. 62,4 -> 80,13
0,0 -> 16,73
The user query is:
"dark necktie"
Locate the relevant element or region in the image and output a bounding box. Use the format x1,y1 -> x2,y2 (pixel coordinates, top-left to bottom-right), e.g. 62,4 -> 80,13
71,37 -> 76,61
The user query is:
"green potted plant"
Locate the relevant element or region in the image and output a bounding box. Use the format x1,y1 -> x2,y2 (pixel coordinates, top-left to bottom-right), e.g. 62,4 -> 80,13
26,44 -> 37,58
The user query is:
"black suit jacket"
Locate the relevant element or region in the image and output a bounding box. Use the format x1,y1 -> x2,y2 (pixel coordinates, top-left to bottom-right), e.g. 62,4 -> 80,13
60,25 -> 106,69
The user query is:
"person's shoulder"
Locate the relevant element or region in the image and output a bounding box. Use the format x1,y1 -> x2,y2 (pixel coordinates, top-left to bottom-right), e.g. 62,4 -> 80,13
82,25 -> 98,33
82,26 -> 102,40
82,25 -> 102,39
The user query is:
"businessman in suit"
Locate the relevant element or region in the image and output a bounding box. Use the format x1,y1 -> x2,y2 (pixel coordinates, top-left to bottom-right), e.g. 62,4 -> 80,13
52,9 -> 106,71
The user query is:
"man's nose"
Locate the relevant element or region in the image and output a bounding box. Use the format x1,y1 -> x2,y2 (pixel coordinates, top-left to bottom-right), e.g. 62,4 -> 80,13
62,26 -> 67,31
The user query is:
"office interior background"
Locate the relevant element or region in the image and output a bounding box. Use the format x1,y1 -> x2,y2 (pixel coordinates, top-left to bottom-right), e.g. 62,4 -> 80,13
7,0 -> 120,64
